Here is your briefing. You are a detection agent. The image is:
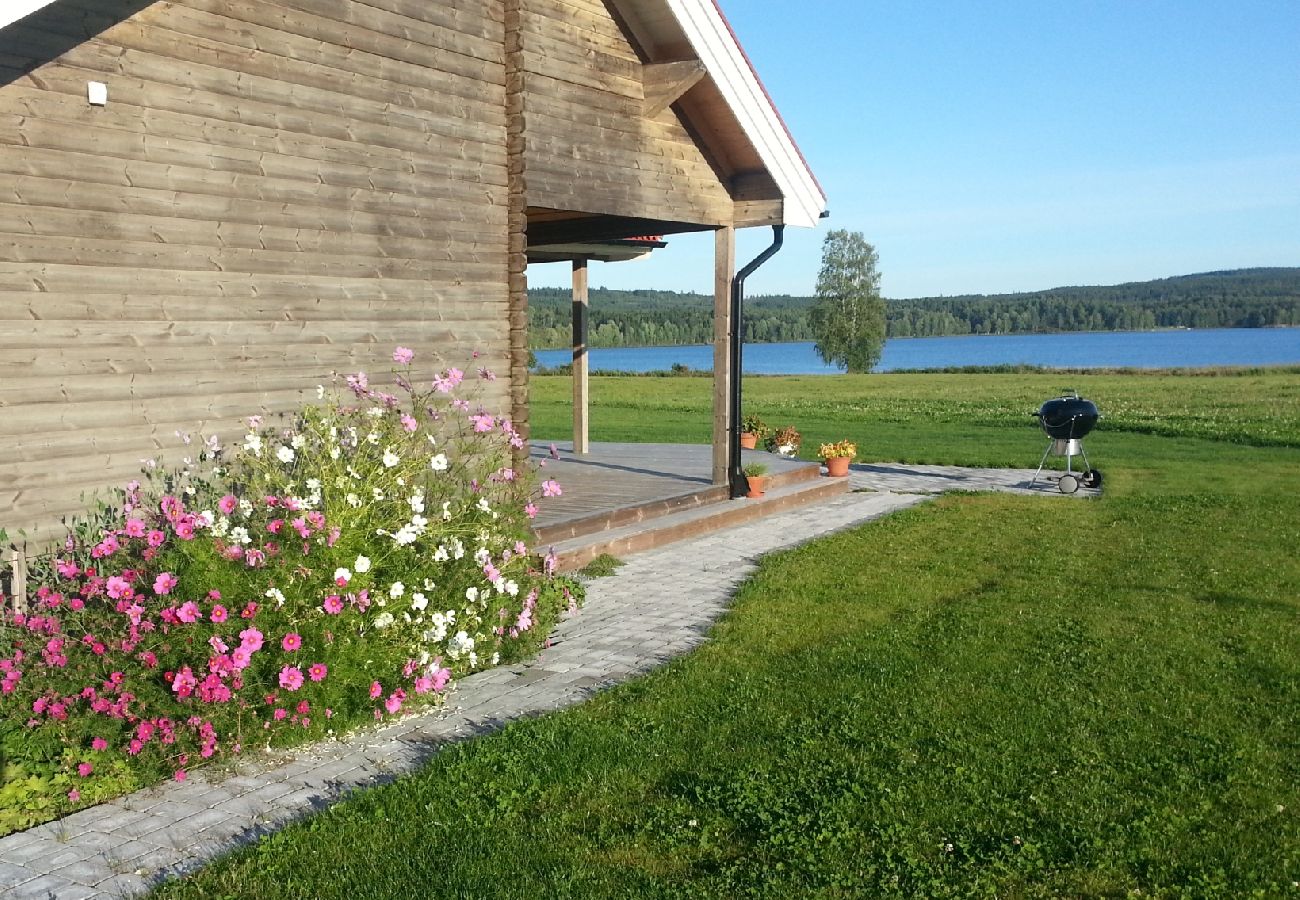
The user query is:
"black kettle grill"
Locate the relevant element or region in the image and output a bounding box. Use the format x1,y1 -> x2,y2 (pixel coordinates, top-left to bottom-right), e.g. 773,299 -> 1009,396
1030,393 -> 1101,493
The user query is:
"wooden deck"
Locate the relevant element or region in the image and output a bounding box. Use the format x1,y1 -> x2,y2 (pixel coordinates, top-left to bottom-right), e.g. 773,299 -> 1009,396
529,441 -> 821,544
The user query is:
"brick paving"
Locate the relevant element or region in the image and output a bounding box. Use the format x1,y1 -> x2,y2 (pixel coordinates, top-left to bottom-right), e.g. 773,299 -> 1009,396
0,465 -> 1094,898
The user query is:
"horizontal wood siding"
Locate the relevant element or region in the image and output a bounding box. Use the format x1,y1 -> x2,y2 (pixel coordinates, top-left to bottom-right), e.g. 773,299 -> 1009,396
0,0 -> 510,542
520,0 -> 732,227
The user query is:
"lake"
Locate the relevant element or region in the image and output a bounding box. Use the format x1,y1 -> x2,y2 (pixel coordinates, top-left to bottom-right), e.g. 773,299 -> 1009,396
534,327 -> 1300,374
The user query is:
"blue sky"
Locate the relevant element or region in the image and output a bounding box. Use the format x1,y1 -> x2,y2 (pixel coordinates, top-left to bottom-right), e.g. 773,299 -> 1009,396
527,0 -> 1299,299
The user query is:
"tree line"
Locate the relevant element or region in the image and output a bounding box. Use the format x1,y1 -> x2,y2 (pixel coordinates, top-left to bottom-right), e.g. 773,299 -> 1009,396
528,268 -> 1300,349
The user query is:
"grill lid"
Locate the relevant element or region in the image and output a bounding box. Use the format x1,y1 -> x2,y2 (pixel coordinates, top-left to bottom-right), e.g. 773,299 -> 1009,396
1036,394 -> 1099,439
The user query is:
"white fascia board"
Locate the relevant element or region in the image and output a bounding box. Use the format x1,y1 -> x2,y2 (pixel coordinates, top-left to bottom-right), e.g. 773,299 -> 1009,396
666,0 -> 827,228
0,0 -> 60,31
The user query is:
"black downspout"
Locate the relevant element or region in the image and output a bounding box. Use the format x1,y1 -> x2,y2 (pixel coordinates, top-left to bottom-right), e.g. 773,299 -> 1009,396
729,225 -> 785,498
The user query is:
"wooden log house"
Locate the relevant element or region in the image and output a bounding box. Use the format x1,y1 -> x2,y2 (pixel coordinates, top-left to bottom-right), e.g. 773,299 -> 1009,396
0,0 -> 826,547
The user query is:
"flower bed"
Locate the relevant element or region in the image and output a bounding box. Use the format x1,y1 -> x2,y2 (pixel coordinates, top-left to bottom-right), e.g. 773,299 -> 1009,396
0,349 -> 580,835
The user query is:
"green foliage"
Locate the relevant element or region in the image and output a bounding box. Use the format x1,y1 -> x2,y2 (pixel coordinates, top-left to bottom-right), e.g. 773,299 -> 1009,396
155,370 -> 1300,898
526,268 -> 1300,349
578,554 -> 625,580
810,229 -> 888,373
740,462 -> 768,477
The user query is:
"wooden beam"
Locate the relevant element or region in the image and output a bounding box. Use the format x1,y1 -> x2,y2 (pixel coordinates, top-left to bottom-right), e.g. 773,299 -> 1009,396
528,214 -> 714,246
712,225 -> 735,485
572,257 -> 590,455
734,199 -> 785,228
642,59 -> 707,117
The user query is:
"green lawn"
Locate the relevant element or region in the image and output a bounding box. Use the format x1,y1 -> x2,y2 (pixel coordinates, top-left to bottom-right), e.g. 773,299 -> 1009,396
155,369 -> 1300,898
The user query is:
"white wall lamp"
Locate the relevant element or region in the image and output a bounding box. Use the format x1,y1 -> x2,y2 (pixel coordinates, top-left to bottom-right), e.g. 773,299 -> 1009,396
87,81 -> 107,106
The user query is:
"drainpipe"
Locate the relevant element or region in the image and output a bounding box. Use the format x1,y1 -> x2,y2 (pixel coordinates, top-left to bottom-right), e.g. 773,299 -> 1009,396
729,224 -> 785,498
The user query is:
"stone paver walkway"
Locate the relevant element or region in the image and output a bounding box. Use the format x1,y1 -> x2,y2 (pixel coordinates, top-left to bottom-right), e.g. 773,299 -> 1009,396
0,465 -> 1095,898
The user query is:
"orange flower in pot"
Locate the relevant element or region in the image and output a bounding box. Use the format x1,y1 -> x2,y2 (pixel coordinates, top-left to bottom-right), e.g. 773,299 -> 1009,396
818,440 -> 857,477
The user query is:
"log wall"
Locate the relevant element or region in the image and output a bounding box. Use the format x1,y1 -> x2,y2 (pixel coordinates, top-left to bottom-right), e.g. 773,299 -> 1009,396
0,0 -> 511,541
519,0 -> 733,227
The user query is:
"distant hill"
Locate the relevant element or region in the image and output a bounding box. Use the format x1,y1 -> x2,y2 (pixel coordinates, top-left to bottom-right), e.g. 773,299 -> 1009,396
528,268 -> 1300,349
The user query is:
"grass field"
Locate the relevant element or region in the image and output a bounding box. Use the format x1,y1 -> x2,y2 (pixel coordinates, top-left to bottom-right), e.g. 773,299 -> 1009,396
154,369 -> 1300,898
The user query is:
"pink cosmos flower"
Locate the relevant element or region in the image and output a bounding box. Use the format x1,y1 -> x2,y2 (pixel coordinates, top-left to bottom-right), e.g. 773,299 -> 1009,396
91,737 -> 108,751
541,479 -> 562,498
393,346 -> 414,364
56,559 -> 80,579
266,519 -> 283,534
231,647 -> 252,670
239,628 -> 264,652
478,366 -> 496,381
123,518 -> 147,538
369,681 -> 383,699
210,605 -> 228,623
384,694 -> 403,714
400,414 -> 418,433
470,413 -> 495,432
525,502 -> 538,519
175,769 -> 187,782
281,633 -> 302,652
175,601 -> 200,624
218,494 -> 238,515
147,530 -> 166,549
68,789 -> 80,802
278,666 -> 305,691
273,708 -> 288,721
322,595 -> 344,615
77,762 -> 93,778
106,576 -> 132,600
308,663 -> 328,682
432,668 -> 451,692
174,519 -> 195,540
153,572 -> 178,595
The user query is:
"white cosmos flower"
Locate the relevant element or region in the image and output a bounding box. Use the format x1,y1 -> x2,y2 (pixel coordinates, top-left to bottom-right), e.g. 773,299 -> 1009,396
346,493 -> 361,508
373,612 -> 395,630
334,567 -> 352,584
389,581 -> 405,599
276,445 -> 295,464
465,586 -> 479,602
355,555 -> 371,573
430,453 -> 448,472
291,434 -> 306,449
243,433 -> 263,455
411,592 -> 428,611
382,448 -> 400,468
433,545 -> 449,562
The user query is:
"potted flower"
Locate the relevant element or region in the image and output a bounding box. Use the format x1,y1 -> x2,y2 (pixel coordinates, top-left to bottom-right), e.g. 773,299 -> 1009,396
766,425 -> 802,458
740,414 -> 770,450
818,440 -> 857,477
741,461 -> 770,498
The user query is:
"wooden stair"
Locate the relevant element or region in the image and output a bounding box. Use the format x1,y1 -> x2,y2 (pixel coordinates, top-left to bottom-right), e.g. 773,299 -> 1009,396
534,462 -> 849,572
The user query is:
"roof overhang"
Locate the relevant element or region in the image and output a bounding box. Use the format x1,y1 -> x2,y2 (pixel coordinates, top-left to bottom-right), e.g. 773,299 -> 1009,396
613,0 -> 828,229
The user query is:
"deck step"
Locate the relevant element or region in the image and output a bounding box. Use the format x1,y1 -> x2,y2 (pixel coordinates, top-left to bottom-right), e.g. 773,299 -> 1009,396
542,473 -> 851,573
532,457 -> 821,546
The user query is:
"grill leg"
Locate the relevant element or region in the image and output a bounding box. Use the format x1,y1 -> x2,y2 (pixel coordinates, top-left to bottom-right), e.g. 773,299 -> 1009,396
1030,441 -> 1054,485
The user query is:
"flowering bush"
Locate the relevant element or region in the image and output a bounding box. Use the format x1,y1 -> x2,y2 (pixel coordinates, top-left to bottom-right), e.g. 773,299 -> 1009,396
0,349 -> 580,834
818,440 -> 858,460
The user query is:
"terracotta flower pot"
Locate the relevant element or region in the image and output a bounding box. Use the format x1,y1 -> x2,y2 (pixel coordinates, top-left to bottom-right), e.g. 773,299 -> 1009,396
824,456 -> 851,477
740,432 -> 759,450
745,474 -> 769,498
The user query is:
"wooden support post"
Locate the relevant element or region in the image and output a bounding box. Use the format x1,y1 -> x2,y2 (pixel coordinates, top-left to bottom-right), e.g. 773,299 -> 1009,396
712,226 -> 735,485
6,546 -> 27,615
572,257 -> 590,455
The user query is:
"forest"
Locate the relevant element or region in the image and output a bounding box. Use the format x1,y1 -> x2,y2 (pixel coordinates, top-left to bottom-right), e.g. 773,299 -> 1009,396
527,267 -> 1300,349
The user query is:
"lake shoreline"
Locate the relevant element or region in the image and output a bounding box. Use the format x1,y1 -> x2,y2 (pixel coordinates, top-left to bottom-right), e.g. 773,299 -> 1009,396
533,327 -> 1300,375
